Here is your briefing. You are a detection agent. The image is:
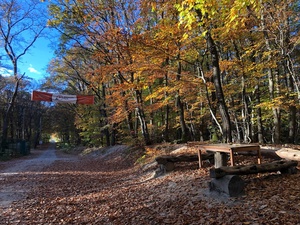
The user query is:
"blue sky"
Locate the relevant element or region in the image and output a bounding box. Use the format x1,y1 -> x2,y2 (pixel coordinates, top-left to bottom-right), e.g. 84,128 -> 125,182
0,31 -> 57,82
0,1 -> 56,83
20,35 -> 55,81
0,34 -> 57,85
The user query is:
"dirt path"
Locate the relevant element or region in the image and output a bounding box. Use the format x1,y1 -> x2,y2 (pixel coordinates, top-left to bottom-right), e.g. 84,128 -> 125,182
0,143 -> 76,211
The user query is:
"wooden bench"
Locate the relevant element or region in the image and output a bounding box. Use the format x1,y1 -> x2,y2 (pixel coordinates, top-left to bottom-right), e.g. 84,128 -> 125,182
155,153 -> 214,172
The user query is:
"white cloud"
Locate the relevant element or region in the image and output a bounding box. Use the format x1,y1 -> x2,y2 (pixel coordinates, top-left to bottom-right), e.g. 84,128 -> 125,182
0,67 -> 13,77
28,64 -> 41,74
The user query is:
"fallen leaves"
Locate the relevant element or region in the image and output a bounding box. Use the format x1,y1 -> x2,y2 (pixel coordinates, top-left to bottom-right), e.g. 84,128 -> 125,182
0,144 -> 300,224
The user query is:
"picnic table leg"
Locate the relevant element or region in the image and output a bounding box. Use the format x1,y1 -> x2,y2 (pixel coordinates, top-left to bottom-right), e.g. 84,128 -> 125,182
197,149 -> 202,168
257,147 -> 262,164
229,149 -> 235,166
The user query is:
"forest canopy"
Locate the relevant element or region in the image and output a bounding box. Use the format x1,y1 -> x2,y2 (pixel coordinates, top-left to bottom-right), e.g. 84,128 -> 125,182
1,0 -> 300,149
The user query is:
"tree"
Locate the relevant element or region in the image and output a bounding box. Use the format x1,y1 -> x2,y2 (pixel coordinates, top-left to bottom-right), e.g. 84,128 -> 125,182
43,0 -> 300,146
48,0 -> 154,145
0,0 -> 46,149
176,0 -> 233,143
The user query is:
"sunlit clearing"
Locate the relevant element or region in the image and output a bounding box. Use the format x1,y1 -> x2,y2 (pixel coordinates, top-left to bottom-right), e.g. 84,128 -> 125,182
50,134 -> 60,143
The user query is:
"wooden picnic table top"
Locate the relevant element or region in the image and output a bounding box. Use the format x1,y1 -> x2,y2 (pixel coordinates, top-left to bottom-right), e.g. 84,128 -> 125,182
198,144 -> 260,153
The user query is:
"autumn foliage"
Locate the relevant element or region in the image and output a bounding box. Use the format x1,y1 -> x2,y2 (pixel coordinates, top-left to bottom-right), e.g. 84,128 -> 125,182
30,0 -> 300,146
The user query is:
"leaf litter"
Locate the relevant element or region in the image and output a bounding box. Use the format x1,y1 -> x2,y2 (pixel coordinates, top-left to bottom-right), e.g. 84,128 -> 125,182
0,144 -> 299,224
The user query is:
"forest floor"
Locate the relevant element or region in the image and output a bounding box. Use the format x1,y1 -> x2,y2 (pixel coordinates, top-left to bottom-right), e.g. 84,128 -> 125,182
0,143 -> 300,224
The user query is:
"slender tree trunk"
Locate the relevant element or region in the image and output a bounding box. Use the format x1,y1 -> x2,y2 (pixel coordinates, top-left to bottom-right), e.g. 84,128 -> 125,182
199,99 -> 205,142
229,94 -> 240,143
240,60 -> 251,143
116,71 -> 135,139
261,5 -> 281,144
148,86 -> 155,141
164,72 -> 170,142
242,77 -> 251,143
233,114 -> 241,143
135,89 -> 151,145
206,32 -> 232,143
280,8 -> 297,143
110,123 -> 117,146
267,67 -> 281,143
233,42 -> 251,143
176,55 -> 189,143
255,81 -> 264,143
176,94 -> 188,142
126,108 -> 135,137
100,83 -> 110,146
286,66 -> 296,143
197,64 -> 223,138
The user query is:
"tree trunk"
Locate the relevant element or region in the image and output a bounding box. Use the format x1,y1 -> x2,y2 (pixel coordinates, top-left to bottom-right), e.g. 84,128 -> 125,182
164,59 -> 170,142
176,56 -> 189,143
135,89 -> 151,145
272,107 -> 281,143
233,41 -> 251,143
148,86 -> 155,140
117,72 -> 135,139
117,70 -> 135,140
164,104 -> 170,142
110,123 -> 117,146
286,68 -> 296,143
124,99 -> 135,138
267,65 -> 281,143
206,32 -> 232,143
242,78 -> 251,143
136,106 -> 151,145
101,83 -> 110,146
176,95 -> 189,142
261,7 -> 281,144
254,81 -> 264,143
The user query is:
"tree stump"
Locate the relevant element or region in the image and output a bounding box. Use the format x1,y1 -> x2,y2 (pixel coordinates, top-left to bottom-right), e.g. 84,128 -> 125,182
209,175 -> 245,197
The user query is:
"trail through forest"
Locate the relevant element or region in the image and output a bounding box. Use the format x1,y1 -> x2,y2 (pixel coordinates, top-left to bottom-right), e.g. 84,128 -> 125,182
0,144 -> 299,224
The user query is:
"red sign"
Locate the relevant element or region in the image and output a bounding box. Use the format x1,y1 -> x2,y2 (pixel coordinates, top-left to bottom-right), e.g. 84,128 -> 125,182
31,91 -> 94,105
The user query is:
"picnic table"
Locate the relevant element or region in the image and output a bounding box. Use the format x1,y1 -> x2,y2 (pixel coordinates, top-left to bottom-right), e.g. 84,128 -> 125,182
189,143 -> 261,168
